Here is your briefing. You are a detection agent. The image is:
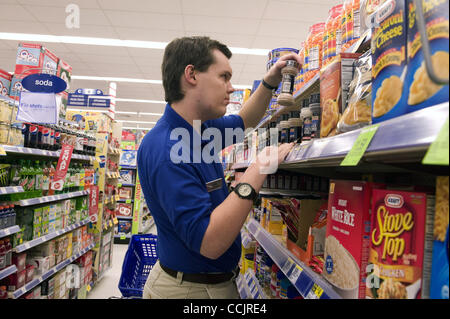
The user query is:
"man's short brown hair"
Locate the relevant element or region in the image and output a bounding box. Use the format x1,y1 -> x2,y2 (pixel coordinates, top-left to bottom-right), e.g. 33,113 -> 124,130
161,36 -> 232,104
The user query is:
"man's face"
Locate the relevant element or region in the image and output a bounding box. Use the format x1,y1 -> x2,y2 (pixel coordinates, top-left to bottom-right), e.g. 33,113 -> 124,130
195,49 -> 235,119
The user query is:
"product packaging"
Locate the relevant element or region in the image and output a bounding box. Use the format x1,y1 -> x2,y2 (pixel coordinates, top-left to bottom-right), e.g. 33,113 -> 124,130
119,186 -> 133,200
323,180 -> 384,299
0,69 -> 12,97
371,0 -> 408,123
116,203 -> 132,217
366,189 -> 435,299
405,0 -> 449,113
430,176 -> 449,299
57,59 -> 72,92
320,52 -> 361,138
337,50 -> 373,133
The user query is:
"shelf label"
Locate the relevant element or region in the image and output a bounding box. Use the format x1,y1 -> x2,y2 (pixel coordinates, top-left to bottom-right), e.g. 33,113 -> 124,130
126,199 -> 131,204
288,264 -> 303,284
0,146 -> 6,156
113,217 -> 118,225
340,124 -> 380,166
282,257 -> 294,274
306,283 -> 324,299
422,117 -> 449,166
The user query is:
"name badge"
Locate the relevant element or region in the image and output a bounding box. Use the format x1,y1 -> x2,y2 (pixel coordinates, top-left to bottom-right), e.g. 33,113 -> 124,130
206,178 -> 223,192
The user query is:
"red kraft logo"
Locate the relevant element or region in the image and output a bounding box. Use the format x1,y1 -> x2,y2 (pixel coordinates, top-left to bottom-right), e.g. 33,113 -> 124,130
385,193 -> 404,208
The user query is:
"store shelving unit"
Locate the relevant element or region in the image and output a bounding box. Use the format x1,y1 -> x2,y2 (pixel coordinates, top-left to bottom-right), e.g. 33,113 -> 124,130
0,226 -> 21,238
13,218 -> 91,253
1,145 -> 95,162
10,243 -> 95,299
245,218 -> 341,299
0,265 -> 18,281
237,269 -> 267,299
228,25 -> 448,299
12,190 -> 90,207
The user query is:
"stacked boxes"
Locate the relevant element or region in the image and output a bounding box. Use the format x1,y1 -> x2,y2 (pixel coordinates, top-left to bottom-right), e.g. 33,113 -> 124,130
0,69 -> 12,97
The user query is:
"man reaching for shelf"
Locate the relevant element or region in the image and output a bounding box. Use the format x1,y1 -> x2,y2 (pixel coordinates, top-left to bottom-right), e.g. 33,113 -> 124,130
137,36 -> 301,299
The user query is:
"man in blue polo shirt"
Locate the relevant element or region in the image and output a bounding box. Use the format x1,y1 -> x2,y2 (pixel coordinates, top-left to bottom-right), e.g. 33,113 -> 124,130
138,36 -> 301,299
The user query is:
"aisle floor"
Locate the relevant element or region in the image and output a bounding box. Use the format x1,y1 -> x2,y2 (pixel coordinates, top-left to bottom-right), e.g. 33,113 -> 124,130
87,225 -> 157,299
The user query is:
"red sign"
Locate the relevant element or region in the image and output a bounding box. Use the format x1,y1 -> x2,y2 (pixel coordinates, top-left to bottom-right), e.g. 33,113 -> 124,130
89,185 -> 99,223
49,143 -> 73,193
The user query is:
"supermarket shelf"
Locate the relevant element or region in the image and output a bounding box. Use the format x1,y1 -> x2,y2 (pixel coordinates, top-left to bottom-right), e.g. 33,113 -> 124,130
116,215 -> 132,220
241,229 -> 254,249
119,165 -> 136,170
119,183 -> 135,187
12,243 -> 95,299
117,199 -> 133,203
0,225 -> 21,239
283,102 -> 449,167
259,188 -> 324,198
237,269 -> 267,299
0,265 -> 18,281
0,186 -> 24,195
14,218 -> 91,253
13,190 -> 90,207
1,145 -> 95,162
114,234 -> 131,239
233,102 -> 449,170
245,218 -> 341,299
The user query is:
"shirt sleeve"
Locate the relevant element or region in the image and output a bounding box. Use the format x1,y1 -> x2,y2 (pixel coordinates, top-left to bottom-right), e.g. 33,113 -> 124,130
204,114 -> 245,148
152,160 -> 212,254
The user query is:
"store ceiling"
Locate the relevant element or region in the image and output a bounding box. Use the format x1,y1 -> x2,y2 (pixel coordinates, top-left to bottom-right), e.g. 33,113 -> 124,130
0,0 -> 340,129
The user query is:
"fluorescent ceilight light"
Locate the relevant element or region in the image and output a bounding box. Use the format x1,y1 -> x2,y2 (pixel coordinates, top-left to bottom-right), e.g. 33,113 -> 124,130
122,126 -> 153,131
72,75 -> 162,84
0,32 -> 270,56
72,75 -> 252,89
67,107 -> 109,113
116,120 -> 157,124
115,98 -> 165,104
116,111 -> 163,116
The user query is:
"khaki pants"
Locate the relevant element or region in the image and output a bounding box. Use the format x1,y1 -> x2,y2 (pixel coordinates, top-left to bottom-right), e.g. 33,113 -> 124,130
142,261 -> 240,299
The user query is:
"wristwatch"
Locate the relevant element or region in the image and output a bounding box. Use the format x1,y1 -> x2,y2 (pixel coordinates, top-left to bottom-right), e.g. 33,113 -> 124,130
233,183 -> 260,205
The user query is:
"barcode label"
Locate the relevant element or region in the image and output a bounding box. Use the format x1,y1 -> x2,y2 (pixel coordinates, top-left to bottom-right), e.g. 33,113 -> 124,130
288,264 -> 303,284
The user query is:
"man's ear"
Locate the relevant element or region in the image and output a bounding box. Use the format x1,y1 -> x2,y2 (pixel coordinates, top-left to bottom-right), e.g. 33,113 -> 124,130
184,64 -> 197,85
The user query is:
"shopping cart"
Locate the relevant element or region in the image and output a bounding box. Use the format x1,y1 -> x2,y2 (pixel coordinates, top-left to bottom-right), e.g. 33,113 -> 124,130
118,234 -> 158,298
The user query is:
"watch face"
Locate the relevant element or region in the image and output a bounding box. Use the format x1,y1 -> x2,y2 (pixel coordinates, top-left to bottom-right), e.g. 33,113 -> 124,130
239,184 -> 252,197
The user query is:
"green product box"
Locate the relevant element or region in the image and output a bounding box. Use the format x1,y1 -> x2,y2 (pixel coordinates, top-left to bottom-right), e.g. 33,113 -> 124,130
42,206 -> 50,224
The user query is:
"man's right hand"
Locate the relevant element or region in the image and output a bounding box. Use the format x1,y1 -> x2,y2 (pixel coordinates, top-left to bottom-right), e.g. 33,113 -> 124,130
256,143 -> 295,175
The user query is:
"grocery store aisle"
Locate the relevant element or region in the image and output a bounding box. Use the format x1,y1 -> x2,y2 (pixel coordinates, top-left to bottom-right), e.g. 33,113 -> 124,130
87,224 -> 157,299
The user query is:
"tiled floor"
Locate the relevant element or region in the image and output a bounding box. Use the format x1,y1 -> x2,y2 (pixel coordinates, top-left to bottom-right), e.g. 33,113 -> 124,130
87,224 -> 157,299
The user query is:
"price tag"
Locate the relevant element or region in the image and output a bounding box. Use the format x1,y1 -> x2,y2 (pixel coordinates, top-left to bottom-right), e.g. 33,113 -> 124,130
285,144 -> 301,162
422,117 -> 449,165
86,285 -> 91,292
120,234 -> 126,240
109,220 -> 113,227
296,143 -> 311,160
282,258 -> 294,274
0,146 -> 6,156
117,183 -> 122,188
288,264 -> 303,284
306,283 -> 324,299
126,199 -> 132,204
113,217 -> 118,225
308,139 -> 328,158
340,124 -> 380,166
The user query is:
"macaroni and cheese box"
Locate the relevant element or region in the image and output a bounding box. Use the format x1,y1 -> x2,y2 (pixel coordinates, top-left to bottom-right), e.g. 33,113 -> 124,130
323,180 -> 384,299
371,0 -> 408,123
430,176 -> 449,299
406,0 -> 449,113
366,189 -> 435,299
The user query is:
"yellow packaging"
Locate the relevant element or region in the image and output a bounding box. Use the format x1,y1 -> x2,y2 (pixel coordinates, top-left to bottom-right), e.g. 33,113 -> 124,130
267,200 -> 284,235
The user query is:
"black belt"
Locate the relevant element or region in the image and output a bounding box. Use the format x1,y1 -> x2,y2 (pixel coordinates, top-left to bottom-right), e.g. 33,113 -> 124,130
160,263 -> 239,285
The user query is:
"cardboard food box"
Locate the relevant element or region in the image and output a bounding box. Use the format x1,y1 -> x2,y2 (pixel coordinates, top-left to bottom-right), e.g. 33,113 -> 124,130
0,68 -> 12,97
320,53 -> 361,138
406,0 -> 449,113
371,0 -> 408,123
366,189 -> 435,299
430,176 -> 449,299
323,180 -> 384,299
116,203 -> 132,217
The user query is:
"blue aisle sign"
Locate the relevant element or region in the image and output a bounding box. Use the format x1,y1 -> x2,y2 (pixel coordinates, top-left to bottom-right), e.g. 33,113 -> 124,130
68,88 -> 111,108
21,74 -> 67,93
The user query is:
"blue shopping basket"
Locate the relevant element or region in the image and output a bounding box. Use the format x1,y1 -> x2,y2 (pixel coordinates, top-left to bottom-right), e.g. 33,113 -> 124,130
118,234 -> 158,298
